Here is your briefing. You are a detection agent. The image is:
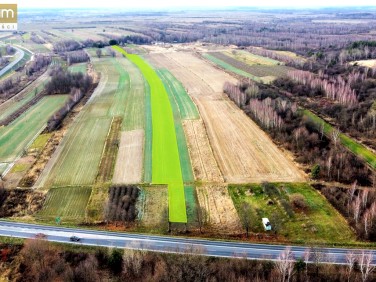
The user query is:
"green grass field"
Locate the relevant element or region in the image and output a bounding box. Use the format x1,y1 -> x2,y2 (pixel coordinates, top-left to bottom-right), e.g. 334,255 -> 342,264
68,62 -> 87,74
43,58 -> 122,187
225,50 -> 282,66
229,183 -> 355,244
40,55 -> 149,220
38,186 -> 92,222
49,117 -> 112,187
304,110 -> 376,169
29,133 -> 52,151
0,95 -> 69,163
0,81 -> 47,122
113,45 -> 187,223
118,58 -> 148,131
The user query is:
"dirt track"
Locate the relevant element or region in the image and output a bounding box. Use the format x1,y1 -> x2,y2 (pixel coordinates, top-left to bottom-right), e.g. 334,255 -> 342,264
112,130 -> 144,184
148,52 -> 304,183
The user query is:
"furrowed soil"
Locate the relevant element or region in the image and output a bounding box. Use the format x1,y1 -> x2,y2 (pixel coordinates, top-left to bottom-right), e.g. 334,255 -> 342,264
183,120 -> 223,182
148,52 -> 304,183
196,184 -> 242,233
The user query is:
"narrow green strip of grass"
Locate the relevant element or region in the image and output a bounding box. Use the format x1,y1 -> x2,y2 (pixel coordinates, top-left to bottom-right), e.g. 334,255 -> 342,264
203,53 -> 263,82
304,110 -> 376,169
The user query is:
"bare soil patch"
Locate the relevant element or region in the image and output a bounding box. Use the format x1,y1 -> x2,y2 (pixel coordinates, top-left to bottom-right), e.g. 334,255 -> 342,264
113,130 -> 144,185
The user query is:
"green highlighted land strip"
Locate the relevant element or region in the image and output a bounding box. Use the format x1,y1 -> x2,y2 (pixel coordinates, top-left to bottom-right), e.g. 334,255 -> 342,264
157,69 -> 195,183
304,110 -> 376,169
156,69 -> 199,120
113,45 -> 187,223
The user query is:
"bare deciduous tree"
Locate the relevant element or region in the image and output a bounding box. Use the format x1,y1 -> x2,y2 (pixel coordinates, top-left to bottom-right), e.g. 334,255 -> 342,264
346,251 -> 356,282
357,251 -> 376,282
353,196 -> 362,225
363,210 -> 371,238
239,202 -> 252,238
275,247 -> 295,282
332,129 -> 340,148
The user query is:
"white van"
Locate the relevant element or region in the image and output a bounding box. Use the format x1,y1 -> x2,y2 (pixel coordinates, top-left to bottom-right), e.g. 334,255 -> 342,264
262,218 -> 272,231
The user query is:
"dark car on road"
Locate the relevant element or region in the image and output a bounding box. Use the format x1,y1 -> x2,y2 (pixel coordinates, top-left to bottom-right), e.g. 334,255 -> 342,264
35,233 -> 47,239
70,236 -> 80,242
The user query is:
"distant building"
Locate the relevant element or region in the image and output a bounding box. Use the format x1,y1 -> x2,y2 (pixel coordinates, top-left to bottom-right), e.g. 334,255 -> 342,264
262,218 -> 272,231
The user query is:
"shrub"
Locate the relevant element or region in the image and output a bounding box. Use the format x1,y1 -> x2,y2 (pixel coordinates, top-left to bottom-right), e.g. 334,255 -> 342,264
289,193 -> 309,211
280,199 -> 294,218
311,164 -> 320,179
109,39 -> 118,45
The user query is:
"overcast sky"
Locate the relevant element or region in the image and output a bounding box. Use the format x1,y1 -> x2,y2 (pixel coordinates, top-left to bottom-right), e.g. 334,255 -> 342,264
18,0 -> 376,9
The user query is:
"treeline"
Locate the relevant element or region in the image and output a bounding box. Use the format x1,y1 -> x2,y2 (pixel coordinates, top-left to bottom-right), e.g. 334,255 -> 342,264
0,45 -> 15,56
247,46 -> 305,66
275,67 -> 376,148
0,93 -> 43,126
64,50 -> 89,65
30,32 -> 45,44
110,16 -> 376,51
46,88 -> 84,131
0,56 -> 51,102
315,183 -> 376,241
52,39 -> 82,53
0,57 -> 9,68
25,55 -> 51,77
5,239 -> 376,282
0,75 -> 20,95
0,45 -> 16,68
45,67 -> 92,95
46,68 -> 93,131
287,70 -> 358,106
224,81 -> 372,186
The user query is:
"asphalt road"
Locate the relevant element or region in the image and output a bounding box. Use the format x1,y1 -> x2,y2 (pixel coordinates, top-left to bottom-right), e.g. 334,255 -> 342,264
0,221 -> 375,264
0,46 -> 25,77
